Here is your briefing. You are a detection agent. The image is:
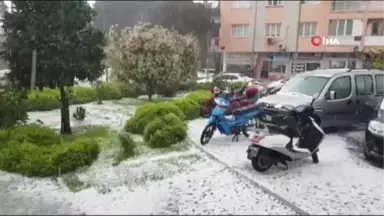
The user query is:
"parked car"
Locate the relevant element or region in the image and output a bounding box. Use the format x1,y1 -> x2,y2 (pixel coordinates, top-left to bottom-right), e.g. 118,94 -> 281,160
214,72 -> 254,83
257,68 -> 384,128
0,69 -> 10,87
364,97 -> 383,165
197,68 -> 215,79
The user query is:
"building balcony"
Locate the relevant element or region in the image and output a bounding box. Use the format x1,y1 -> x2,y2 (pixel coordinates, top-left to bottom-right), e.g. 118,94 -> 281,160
364,36 -> 384,46
331,1 -> 384,12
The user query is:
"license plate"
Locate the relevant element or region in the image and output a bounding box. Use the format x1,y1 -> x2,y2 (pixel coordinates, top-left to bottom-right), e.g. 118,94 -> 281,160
248,146 -> 259,157
264,115 -> 272,121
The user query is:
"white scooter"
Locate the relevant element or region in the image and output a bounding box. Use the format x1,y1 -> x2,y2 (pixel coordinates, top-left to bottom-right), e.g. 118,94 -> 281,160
246,104 -> 325,172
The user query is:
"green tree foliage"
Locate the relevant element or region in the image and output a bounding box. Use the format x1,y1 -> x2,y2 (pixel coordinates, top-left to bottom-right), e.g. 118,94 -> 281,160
93,1 -> 160,32
106,23 -> 199,100
367,48 -> 384,70
1,1 -> 105,134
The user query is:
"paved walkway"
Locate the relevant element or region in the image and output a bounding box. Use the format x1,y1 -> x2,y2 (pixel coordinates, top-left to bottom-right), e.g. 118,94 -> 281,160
188,119 -> 384,215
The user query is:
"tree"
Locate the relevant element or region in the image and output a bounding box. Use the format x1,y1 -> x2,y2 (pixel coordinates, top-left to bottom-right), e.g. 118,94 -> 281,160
93,1 -> 160,32
106,23 -> 199,100
367,48 -> 384,70
148,1 -> 213,68
1,1 -> 105,134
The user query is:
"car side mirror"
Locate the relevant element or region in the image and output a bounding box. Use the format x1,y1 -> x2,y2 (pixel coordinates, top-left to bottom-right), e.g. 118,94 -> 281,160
329,90 -> 336,100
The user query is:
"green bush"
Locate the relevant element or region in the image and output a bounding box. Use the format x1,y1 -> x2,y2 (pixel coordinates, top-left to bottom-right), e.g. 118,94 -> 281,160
171,98 -> 200,120
0,89 -> 28,128
26,88 -> 61,111
24,82 -> 143,112
0,126 -> 100,177
7,125 -> 60,147
70,86 -> 97,104
125,102 -> 185,134
185,90 -> 211,105
117,82 -> 145,98
119,132 -> 136,157
96,82 -> 123,101
143,113 -> 187,148
53,138 -> 99,174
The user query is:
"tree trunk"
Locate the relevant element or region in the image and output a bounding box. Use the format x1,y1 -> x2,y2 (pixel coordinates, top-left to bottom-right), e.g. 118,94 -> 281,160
199,33 -> 208,69
146,85 -> 153,101
59,85 -> 72,134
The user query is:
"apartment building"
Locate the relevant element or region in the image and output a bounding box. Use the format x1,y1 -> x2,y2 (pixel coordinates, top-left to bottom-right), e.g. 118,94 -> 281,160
219,0 -> 384,78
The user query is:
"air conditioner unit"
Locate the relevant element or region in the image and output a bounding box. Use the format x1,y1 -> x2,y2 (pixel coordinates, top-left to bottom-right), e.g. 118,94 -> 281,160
278,43 -> 286,51
353,45 -> 363,52
267,37 -> 275,45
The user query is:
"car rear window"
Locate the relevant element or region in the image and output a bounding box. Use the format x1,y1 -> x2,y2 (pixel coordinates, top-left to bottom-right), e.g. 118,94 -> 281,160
375,74 -> 384,95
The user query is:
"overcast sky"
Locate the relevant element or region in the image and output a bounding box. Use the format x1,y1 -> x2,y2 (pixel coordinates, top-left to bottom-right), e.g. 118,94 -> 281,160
4,1 -> 218,10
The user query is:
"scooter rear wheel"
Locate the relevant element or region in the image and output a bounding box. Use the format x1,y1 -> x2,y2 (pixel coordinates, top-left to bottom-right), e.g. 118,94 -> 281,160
251,148 -> 273,172
200,124 -> 216,145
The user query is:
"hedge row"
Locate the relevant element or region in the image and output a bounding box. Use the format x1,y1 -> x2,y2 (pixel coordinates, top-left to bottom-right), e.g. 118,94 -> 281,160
26,82 -> 145,111
0,125 -> 104,177
124,90 -> 211,149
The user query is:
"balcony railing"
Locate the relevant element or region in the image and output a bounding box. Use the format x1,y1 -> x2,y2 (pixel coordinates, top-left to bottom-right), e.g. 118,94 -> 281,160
332,1 -> 363,12
365,1 -> 384,12
332,1 -> 384,12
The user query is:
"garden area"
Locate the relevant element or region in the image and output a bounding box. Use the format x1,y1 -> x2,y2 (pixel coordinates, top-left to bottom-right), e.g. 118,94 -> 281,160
0,1 -> 299,214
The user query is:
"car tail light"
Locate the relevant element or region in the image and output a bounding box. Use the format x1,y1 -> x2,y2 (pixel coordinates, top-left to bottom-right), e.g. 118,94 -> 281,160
249,135 -> 264,144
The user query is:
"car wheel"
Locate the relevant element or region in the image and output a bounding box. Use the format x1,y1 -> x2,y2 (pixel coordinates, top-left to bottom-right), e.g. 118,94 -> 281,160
364,144 -> 374,161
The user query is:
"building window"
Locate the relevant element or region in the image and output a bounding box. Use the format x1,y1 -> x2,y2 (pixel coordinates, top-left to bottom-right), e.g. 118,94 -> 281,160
299,22 -> 317,36
232,1 -> 251,9
232,24 -> 249,37
328,19 -> 353,36
267,0 -> 283,6
332,0 -> 360,11
301,0 -> 320,4
369,19 -> 384,36
266,23 -> 281,37
330,60 -> 347,69
306,62 -> 321,71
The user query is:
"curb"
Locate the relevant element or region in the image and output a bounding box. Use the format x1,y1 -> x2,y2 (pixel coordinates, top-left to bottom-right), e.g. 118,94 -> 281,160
186,137 -> 311,216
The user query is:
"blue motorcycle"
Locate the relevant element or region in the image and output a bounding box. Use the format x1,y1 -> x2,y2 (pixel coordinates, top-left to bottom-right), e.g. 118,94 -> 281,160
200,96 -> 264,145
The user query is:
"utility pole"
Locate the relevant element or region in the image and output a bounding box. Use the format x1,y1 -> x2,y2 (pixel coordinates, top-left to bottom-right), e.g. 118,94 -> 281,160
250,1 -> 258,78
30,47 -> 37,89
291,1 -> 302,76
30,1 -> 37,90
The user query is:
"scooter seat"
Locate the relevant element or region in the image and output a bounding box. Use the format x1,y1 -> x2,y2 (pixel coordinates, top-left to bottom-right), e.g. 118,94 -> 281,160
232,104 -> 262,115
230,95 -> 247,102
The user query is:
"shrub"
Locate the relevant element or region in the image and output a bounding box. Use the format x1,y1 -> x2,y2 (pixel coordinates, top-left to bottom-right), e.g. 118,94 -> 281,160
171,98 -> 200,120
26,88 -> 61,111
119,132 -> 136,157
53,138 -> 99,175
125,102 -> 185,134
185,90 -> 211,105
0,126 -> 101,177
96,82 -> 123,102
0,89 -> 28,128
70,86 -> 98,104
143,113 -> 187,148
7,125 -> 60,147
157,83 -> 181,97
73,106 -> 86,120
117,82 -> 145,98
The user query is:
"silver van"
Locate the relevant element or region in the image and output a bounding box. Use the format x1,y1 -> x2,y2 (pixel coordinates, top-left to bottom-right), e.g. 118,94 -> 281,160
258,69 -> 384,128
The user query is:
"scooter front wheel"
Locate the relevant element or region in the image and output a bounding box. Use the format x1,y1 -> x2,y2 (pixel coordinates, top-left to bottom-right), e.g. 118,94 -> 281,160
200,124 -> 216,145
251,148 -> 273,172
